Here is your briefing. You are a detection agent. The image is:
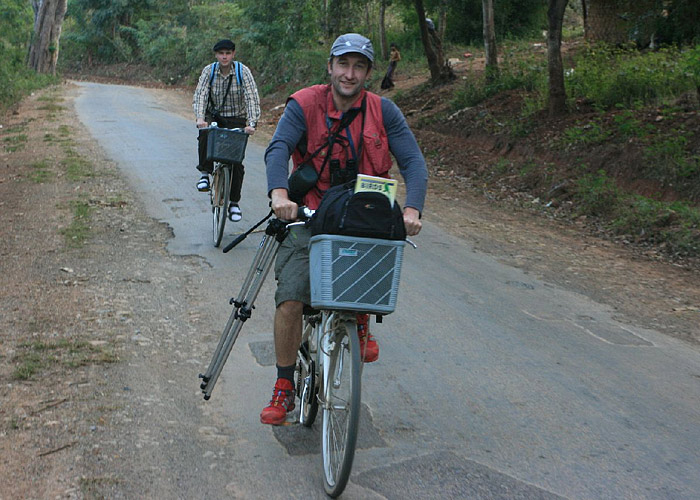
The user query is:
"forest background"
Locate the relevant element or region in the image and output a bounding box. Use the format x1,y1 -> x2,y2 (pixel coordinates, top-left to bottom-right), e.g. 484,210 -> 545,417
2,0 -> 700,261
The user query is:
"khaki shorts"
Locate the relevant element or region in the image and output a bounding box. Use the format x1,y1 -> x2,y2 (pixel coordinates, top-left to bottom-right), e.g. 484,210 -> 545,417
274,225 -> 311,307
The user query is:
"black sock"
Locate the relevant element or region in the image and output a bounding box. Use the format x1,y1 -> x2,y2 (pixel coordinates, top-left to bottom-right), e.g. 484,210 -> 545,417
276,363 -> 296,384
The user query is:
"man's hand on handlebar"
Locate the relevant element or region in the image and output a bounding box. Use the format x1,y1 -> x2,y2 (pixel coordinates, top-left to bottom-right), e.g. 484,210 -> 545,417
403,207 -> 422,236
270,188 -> 299,221
195,120 -> 255,135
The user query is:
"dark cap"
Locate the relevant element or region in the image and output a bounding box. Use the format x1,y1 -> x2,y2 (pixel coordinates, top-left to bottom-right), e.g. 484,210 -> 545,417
213,39 -> 235,52
330,33 -> 374,62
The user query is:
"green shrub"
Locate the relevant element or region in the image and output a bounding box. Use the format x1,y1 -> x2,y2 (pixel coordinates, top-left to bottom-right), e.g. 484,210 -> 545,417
574,169 -> 621,217
613,197 -> 700,255
562,117 -> 611,146
643,130 -> 700,187
567,44 -> 696,109
451,50 -> 547,109
612,108 -> 654,139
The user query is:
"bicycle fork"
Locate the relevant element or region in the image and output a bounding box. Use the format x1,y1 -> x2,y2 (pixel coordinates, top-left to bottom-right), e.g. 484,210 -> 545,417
199,219 -> 288,400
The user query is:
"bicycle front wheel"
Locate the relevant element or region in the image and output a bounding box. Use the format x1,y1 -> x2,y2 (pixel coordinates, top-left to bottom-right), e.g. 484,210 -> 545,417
321,319 -> 361,498
211,165 -> 231,247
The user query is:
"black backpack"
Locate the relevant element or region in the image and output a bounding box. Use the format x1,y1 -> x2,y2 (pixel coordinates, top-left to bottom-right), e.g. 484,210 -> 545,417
310,181 -> 406,241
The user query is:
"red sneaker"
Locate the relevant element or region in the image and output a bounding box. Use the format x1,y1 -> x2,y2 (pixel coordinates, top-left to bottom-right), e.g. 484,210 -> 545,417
260,378 -> 296,425
356,314 -> 379,363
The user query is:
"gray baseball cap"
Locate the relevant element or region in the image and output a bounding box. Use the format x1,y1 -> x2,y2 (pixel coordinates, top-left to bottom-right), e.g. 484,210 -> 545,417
330,33 -> 374,62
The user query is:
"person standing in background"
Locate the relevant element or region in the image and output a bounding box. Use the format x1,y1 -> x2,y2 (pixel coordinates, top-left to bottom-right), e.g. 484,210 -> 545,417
381,43 -> 401,90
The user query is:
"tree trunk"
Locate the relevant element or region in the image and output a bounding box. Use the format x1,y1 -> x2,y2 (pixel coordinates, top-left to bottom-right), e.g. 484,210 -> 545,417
581,0 -> 589,36
364,3 -> 371,34
380,0 -> 388,60
547,0 -> 569,117
438,0 -> 448,42
327,0 -> 342,38
28,0 -> 67,75
482,0 -> 498,81
414,0 -> 455,85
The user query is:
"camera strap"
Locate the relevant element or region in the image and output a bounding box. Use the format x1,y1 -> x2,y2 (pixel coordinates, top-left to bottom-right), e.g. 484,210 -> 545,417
301,95 -> 366,181
207,62 -> 235,118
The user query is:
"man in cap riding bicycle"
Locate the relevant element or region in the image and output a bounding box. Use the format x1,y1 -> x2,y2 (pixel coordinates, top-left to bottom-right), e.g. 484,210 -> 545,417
193,39 -> 261,222
261,33 -> 428,425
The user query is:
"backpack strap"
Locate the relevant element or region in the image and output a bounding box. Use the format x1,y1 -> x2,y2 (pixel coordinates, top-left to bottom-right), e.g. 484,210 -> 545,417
234,61 -> 242,86
209,62 -> 218,87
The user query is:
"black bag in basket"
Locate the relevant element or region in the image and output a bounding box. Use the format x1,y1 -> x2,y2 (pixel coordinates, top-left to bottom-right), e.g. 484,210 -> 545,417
310,181 -> 406,241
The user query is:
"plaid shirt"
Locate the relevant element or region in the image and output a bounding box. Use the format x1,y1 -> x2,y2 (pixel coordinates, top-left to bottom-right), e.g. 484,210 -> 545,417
193,62 -> 261,127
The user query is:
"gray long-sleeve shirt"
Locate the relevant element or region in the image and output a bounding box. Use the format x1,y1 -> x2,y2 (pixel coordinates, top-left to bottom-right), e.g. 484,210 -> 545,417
265,97 -> 428,213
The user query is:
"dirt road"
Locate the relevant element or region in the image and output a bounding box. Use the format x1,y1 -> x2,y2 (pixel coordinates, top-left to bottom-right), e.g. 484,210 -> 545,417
1,82 -> 699,499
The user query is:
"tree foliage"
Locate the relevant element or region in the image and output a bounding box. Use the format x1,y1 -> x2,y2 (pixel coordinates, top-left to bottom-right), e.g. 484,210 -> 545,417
55,0 -> 552,86
444,0 -> 548,44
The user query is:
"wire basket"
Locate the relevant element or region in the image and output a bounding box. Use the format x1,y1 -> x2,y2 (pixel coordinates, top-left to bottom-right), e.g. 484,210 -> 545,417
206,127 -> 248,164
309,234 -> 405,314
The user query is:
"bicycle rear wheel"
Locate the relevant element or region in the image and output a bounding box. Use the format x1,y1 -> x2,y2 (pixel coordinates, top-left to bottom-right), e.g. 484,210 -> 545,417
297,314 -> 320,427
321,319 -> 361,497
211,164 -> 231,247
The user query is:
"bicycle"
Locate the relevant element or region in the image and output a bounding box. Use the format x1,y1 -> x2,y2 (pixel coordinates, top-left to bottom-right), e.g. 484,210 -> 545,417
204,124 -> 248,247
199,208 -> 409,497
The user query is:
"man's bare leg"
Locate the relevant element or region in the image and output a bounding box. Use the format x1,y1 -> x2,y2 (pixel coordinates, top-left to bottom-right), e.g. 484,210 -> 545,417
274,300 -> 303,366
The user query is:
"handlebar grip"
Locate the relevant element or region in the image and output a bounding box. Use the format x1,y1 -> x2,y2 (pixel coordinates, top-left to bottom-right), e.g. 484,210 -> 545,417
297,206 -> 315,221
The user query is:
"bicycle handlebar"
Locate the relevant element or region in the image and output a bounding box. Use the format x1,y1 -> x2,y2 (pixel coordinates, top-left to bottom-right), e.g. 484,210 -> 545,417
222,205 -> 416,252
205,123 -> 247,133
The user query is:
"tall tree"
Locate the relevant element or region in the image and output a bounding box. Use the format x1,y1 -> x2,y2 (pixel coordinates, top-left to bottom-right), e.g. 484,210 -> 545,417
28,0 -> 67,75
482,0 -> 497,81
327,0 -> 343,38
414,0 -> 454,85
437,0 -> 448,42
547,0 -> 569,116
380,0 -> 389,60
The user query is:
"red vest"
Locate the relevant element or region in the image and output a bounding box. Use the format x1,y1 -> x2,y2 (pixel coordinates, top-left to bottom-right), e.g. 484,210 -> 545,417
289,85 -> 392,209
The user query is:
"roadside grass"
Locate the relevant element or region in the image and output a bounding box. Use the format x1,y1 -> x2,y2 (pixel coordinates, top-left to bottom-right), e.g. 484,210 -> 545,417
37,102 -> 65,112
37,95 -> 64,103
59,199 -> 93,247
12,339 -> 118,380
3,133 -> 28,152
79,477 -> 123,496
44,125 -> 73,145
559,111 -> 700,202
572,169 -> 700,256
62,154 -> 95,181
29,160 -> 52,183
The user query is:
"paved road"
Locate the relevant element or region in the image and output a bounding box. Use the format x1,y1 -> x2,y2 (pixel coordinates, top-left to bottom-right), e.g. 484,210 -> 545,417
74,82 -> 700,499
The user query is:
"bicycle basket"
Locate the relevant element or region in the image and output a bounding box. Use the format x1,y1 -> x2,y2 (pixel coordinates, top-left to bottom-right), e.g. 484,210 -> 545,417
206,128 -> 248,164
309,234 -> 405,314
